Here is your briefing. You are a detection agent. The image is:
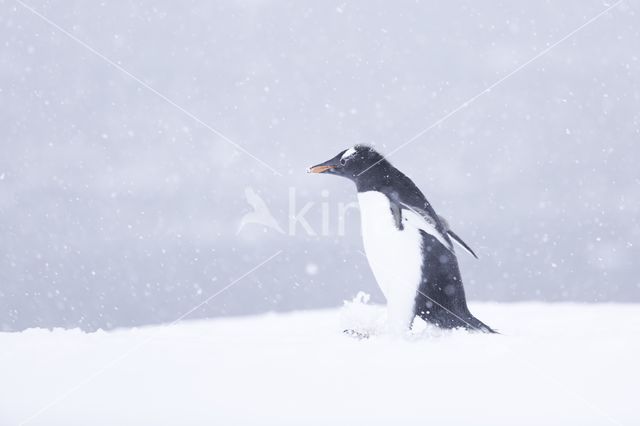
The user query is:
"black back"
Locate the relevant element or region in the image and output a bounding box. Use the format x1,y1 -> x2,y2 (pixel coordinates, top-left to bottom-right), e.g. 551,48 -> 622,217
414,233 -> 493,332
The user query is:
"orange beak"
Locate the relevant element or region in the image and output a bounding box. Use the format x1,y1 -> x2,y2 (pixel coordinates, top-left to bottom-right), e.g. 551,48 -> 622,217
307,165 -> 336,174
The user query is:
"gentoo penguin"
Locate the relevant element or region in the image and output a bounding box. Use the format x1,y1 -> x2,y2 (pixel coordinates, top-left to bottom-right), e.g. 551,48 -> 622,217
308,145 -> 495,333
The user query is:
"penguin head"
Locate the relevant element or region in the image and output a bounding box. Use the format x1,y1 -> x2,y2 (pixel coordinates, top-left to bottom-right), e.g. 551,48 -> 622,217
307,145 -> 385,180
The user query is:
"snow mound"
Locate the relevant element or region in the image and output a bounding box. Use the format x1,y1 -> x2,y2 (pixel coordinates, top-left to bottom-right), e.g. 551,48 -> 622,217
1,302 -> 639,425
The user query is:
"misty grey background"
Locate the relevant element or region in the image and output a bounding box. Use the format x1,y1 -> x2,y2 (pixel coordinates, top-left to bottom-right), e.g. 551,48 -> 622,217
1,0 -> 639,331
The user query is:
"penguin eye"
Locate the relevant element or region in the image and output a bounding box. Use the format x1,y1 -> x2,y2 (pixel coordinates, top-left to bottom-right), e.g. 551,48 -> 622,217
340,158 -> 346,166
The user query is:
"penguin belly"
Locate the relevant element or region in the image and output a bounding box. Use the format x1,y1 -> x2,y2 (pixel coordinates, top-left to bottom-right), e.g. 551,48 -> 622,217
357,191 -> 424,331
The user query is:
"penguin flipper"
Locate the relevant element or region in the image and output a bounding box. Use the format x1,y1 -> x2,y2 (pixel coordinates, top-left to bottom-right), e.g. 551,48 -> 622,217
446,230 -> 479,259
437,214 -> 478,259
391,198 -> 453,252
388,199 -> 404,230
382,183 -> 456,254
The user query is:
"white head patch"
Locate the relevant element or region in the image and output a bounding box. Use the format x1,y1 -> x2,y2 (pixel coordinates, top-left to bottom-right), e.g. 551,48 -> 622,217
341,147 -> 358,161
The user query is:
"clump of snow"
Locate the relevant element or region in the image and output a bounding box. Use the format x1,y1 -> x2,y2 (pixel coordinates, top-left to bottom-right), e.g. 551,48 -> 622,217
339,291 -> 386,336
340,292 -> 469,339
1,303 -> 639,425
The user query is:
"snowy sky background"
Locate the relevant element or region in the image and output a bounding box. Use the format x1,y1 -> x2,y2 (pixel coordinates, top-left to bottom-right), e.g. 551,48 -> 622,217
1,0 -> 639,331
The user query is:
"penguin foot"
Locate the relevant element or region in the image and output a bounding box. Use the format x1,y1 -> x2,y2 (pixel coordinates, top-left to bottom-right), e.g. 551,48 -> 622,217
343,329 -> 370,340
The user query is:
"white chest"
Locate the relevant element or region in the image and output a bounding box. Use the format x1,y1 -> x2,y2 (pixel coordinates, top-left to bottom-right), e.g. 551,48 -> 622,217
357,191 -> 424,330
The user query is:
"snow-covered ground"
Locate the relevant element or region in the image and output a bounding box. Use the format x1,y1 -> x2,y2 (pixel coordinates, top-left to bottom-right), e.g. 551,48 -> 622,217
1,302 -> 638,426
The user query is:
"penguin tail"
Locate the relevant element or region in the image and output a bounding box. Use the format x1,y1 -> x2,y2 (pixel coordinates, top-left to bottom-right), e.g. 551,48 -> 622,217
419,307 -> 497,334
466,315 -> 498,334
